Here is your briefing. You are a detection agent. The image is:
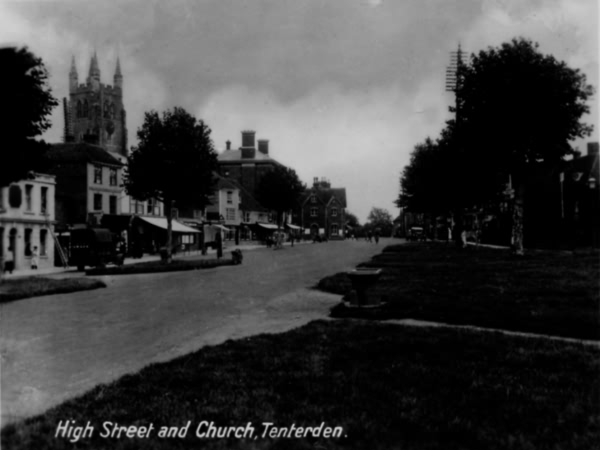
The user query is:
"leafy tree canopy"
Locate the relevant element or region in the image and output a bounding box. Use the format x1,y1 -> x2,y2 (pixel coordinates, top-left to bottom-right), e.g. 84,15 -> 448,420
458,37 -> 594,179
124,107 -> 218,210
257,165 -> 306,226
367,207 -> 393,227
1,46 -> 58,187
345,211 -> 361,228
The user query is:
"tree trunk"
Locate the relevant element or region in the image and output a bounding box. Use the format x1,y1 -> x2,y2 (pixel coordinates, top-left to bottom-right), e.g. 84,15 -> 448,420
165,198 -> 173,263
510,183 -> 525,256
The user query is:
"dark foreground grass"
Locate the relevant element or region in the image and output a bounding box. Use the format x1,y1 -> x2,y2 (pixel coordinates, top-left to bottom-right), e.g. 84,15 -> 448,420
86,258 -> 235,276
2,320 -> 599,449
0,277 -> 106,304
319,242 -> 600,340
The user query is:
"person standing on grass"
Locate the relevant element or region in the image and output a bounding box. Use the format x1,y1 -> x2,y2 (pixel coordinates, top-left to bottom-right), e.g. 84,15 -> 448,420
31,246 -> 39,270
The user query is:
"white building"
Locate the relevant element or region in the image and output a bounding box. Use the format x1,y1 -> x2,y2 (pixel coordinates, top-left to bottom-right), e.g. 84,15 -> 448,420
0,174 -> 57,271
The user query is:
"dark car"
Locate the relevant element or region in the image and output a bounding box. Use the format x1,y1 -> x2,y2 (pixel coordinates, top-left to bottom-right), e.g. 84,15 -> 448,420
407,226 -> 426,242
70,228 -> 125,270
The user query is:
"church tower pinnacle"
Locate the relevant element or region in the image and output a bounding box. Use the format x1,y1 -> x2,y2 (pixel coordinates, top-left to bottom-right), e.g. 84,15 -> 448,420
69,55 -> 78,93
114,57 -> 123,90
87,51 -> 101,89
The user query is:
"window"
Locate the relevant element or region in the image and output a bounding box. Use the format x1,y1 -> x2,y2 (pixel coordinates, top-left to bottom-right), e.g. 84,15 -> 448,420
0,188 -> 4,210
109,168 -> 118,186
41,187 -> 48,215
226,208 -> 236,221
310,195 -> 316,203
147,199 -> 154,214
227,191 -> 233,204
24,228 -> 32,256
40,229 -> 48,256
25,184 -> 33,211
310,207 -> 318,217
331,207 -> 338,217
109,195 -> 117,214
94,193 -> 102,211
94,166 -> 102,184
331,224 -> 339,235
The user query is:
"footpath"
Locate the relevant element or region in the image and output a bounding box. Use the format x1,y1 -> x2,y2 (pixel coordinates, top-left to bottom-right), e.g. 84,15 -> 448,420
3,240 -> 311,280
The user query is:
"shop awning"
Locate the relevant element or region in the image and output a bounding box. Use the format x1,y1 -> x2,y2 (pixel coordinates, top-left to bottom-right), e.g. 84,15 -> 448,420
285,223 -> 302,230
256,222 -> 278,230
138,216 -> 200,233
210,224 -> 231,232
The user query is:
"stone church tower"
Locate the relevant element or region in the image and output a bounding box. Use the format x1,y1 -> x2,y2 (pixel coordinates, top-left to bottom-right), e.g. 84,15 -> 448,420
64,52 -> 128,157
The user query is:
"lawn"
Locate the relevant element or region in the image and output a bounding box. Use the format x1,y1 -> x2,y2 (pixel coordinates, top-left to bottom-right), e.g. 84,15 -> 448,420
2,320 -> 598,449
318,242 -> 600,340
86,257 -> 235,276
0,277 -> 106,304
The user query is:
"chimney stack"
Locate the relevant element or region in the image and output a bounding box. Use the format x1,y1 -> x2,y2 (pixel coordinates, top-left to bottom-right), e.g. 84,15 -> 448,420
226,140 -> 231,151
257,139 -> 269,155
241,130 -> 256,159
587,142 -> 599,156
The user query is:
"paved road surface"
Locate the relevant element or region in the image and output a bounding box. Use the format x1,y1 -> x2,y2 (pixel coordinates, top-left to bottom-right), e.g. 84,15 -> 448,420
1,239 -> 389,426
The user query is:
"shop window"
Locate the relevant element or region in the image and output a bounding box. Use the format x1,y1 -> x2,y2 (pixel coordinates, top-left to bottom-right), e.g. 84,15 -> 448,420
25,184 -> 33,211
94,166 -> 102,184
25,228 -> 32,256
41,187 -> 48,214
109,196 -> 117,214
109,168 -> 118,186
40,229 -> 48,256
94,193 -> 102,211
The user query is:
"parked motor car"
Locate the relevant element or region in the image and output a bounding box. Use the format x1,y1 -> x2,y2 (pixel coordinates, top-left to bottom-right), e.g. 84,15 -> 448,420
407,226 -> 426,242
70,227 -> 125,270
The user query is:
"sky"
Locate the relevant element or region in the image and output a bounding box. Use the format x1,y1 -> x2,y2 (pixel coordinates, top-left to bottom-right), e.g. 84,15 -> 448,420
1,0 -> 598,223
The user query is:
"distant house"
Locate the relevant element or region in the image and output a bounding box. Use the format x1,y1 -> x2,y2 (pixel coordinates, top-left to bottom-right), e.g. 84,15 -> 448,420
45,142 -> 124,229
218,130 -> 284,202
0,173 -> 57,271
299,177 -> 347,239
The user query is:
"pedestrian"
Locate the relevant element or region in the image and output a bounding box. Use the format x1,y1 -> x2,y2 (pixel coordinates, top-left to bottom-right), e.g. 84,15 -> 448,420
4,247 -> 14,274
290,232 -> 295,247
31,246 -> 39,270
216,231 -> 223,259
374,230 -> 380,244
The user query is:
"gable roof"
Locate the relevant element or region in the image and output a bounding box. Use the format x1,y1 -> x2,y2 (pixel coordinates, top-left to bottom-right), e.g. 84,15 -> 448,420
302,186 -> 347,208
48,143 -> 123,166
218,149 -> 283,166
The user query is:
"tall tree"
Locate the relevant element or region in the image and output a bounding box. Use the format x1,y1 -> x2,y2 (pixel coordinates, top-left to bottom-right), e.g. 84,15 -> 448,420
1,46 -> 58,187
124,107 -> 218,262
367,207 -> 393,236
457,38 -> 594,254
345,211 -> 361,228
256,165 -> 306,227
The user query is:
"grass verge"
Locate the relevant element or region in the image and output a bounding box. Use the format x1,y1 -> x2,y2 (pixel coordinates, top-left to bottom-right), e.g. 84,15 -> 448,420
0,277 -> 106,304
2,320 -> 599,449
86,258 -> 235,276
319,242 -> 600,340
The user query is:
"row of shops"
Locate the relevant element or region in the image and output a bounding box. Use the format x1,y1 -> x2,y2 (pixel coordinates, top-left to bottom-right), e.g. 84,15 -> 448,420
53,214 -> 305,264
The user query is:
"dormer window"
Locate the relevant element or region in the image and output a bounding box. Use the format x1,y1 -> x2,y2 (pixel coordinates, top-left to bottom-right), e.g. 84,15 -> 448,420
332,207 -> 338,217
310,195 -> 316,204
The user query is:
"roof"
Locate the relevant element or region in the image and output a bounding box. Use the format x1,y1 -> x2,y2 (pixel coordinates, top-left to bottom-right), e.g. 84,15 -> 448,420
47,143 -> 123,166
212,172 -> 240,191
218,149 -> 283,166
302,186 -> 347,208
215,173 -> 268,212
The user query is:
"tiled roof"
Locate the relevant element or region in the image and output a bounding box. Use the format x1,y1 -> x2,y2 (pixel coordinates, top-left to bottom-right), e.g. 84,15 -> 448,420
218,149 -> 282,165
302,187 -> 347,208
47,143 -> 123,166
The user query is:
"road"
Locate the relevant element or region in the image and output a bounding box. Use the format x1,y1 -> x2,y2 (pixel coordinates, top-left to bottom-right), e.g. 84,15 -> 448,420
0,239 -> 389,426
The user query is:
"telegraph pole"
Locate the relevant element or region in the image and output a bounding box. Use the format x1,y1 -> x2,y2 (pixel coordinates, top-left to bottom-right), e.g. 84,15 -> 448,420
445,44 -> 466,246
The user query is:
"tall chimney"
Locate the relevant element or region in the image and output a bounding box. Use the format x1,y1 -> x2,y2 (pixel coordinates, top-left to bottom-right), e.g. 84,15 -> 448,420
226,140 -> 231,151
257,139 -> 269,155
588,142 -> 599,156
241,130 -> 256,159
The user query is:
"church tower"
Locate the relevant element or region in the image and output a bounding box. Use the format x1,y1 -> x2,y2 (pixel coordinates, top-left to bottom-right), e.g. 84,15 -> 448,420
64,53 -> 128,157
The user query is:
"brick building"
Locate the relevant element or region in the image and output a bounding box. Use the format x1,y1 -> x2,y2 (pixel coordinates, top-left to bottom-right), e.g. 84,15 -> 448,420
63,53 -> 127,157
299,177 -> 347,239
218,131 -> 283,201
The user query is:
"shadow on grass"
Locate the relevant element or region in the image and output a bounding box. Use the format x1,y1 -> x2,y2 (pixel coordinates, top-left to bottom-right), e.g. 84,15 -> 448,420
318,242 -> 600,340
0,277 -> 106,304
86,258 -> 235,276
2,320 -> 599,449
